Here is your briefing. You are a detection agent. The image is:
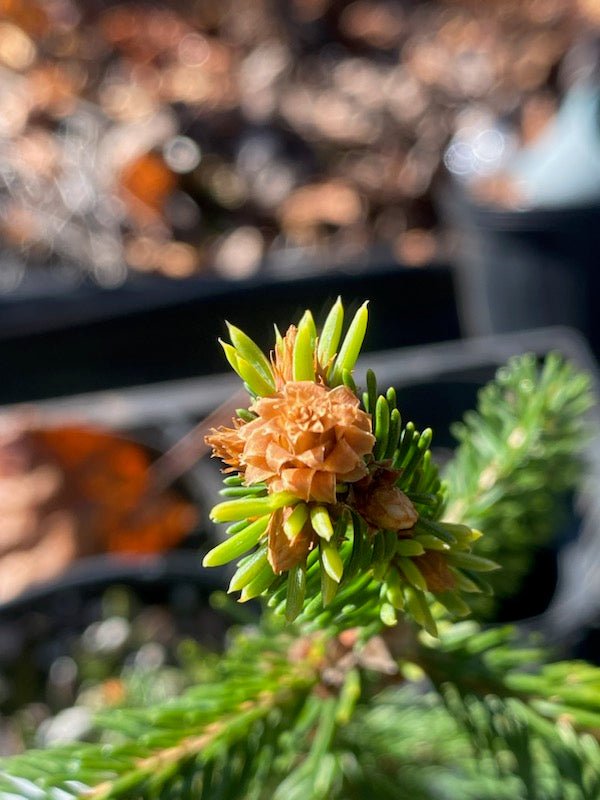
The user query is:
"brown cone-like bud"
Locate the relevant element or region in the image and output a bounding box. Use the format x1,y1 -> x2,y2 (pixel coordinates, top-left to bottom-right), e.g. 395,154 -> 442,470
352,467 -> 418,531
205,382 -> 374,504
240,382 -> 375,504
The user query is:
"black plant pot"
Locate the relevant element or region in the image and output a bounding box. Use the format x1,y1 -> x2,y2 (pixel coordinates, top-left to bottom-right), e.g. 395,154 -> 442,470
0,424 -> 231,724
0,261 -> 459,405
441,181 -> 600,359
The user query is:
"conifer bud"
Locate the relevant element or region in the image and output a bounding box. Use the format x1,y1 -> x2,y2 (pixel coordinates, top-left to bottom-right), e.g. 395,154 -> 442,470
352,468 -> 418,532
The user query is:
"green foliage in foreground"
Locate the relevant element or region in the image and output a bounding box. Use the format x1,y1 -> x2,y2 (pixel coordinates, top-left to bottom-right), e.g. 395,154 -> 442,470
3,623 -> 600,800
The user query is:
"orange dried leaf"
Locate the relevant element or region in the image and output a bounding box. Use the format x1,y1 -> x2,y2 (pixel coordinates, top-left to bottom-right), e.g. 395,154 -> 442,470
0,424 -> 199,597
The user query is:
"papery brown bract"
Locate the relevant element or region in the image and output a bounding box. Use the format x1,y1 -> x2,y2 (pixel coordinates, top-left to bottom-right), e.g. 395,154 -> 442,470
413,550 -> 456,593
271,325 -> 297,390
271,325 -> 330,390
267,507 -> 314,573
205,418 -> 246,474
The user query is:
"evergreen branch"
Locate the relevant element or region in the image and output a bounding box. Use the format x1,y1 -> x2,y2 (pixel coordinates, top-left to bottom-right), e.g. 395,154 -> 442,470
416,621 -> 600,732
444,352 -> 594,609
205,300 -> 487,634
2,309 -> 599,800
87,691 -> 283,800
5,619 -> 600,799
339,680 -> 600,800
0,630 -> 319,800
441,688 -> 600,800
338,686 -> 520,799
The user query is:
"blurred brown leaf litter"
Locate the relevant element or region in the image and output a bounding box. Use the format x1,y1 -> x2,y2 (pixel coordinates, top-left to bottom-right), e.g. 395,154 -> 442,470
0,0 -> 594,283
0,420 -> 198,603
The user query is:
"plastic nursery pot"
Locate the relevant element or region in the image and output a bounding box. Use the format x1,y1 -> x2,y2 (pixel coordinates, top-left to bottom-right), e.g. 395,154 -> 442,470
0,260 -> 459,404
0,427 -> 231,745
0,568 -> 232,750
440,181 -> 600,359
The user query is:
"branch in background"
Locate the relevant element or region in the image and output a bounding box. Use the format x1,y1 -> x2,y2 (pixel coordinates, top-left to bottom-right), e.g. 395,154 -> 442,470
444,352 -> 594,611
341,681 -> 600,800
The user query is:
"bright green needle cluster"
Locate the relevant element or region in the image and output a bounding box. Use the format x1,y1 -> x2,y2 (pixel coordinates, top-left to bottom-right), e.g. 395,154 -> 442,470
217,297 -> 367,398
203,300 -> 494,633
